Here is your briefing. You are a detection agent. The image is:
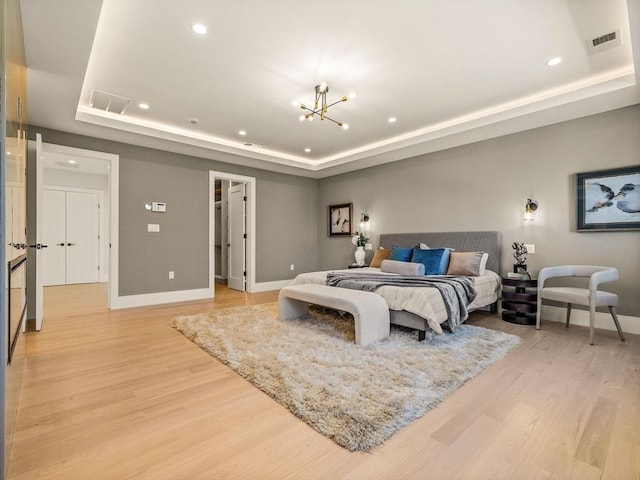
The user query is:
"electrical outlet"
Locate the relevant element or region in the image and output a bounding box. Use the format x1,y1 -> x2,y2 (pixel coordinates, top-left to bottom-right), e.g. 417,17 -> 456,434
169,271 -> 175,279
365,243 -> 373,251
524,244 -> 536,254
290,264 -> 295,271
147,223 -> 160,233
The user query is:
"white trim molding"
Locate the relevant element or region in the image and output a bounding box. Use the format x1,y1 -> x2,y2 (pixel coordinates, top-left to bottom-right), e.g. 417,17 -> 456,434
252,280 -> 291,293
540,305 -> 640,336
110,288 -> 213,310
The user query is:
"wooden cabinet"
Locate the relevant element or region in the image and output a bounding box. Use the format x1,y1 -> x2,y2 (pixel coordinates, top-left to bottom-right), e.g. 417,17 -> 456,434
501,278 -> 537,325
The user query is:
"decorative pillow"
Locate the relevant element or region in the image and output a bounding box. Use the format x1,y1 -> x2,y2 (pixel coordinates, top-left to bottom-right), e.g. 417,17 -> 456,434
369,248 -> 391,268
389,246 -> 413,262
419,242 -> 430,249
380,259 -> 425,276
446,251 -> 489,276
410,247 -> 451,275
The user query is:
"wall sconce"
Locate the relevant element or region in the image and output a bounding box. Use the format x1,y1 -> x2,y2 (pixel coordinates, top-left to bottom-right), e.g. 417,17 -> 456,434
359,212 -> 370,230
523,198 -> 538,221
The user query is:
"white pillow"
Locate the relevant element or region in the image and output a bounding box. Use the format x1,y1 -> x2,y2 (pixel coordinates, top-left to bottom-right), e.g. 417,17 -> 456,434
380,259 -> 425,275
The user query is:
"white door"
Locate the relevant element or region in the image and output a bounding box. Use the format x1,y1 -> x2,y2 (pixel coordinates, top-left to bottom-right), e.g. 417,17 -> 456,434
42,189 -> 66,286
227,183 -> 246,291
41,190 -> 100,285
5,186 -> 16,260
35,133 -> 45,330
66,191 -> 100,284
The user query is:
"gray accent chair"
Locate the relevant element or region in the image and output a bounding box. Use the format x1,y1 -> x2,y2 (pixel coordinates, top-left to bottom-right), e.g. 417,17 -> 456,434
536,265 -> 625,345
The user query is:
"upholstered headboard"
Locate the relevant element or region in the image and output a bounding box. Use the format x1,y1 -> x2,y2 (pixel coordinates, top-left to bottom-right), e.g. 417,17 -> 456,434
378,231 -> 501,274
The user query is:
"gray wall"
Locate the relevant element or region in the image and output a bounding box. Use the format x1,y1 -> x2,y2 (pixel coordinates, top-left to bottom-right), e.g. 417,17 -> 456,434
26,127 -> 318,305
318,105 -> 640,316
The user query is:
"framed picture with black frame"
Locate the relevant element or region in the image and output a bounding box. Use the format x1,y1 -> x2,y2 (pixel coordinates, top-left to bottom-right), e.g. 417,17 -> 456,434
576,165 -> 640,231
328,203 -> 353,236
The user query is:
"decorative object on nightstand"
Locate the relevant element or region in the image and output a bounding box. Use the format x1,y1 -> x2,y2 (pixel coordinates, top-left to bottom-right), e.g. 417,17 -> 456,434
501,277 -> 538,325
512,242 -> 528,274
351,231 -> 369,266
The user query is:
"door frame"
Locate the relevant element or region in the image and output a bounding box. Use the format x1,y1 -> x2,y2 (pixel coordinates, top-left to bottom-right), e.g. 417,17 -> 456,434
35,139 -> 119,329
209,170 -> 256,293
42,185 -> 106,284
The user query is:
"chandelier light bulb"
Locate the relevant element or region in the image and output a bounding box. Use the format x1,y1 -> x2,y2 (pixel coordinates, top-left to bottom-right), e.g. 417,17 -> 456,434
341,123 -> 349,130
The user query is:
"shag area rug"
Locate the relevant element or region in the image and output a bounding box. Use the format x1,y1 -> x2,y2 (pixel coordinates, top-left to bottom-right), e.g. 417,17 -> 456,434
172,302 -> 520,452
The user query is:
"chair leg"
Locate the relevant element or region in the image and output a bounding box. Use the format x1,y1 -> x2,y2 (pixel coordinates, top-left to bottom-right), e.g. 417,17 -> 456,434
565,303 -> 572,328
609,306 -> 625,341
589,305 -> 596,345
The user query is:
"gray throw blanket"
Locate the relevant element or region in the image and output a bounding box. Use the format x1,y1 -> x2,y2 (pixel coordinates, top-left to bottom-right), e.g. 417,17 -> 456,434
326,272 -> 477,331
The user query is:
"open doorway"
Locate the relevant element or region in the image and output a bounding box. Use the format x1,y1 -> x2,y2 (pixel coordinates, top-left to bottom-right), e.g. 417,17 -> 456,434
209,171 -> 256,293
31,135 -> 119,330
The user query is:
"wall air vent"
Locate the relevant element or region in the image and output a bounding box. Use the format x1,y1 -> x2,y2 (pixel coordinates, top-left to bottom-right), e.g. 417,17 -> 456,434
243,142 -> 263,148
587,29 -> 621,54
89,89 -> 131,114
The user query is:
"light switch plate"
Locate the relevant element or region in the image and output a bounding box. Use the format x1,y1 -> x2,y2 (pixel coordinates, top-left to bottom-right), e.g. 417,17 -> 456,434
524,243 -> 535,254
365,243 -> 373,251
147,224 -> 160,232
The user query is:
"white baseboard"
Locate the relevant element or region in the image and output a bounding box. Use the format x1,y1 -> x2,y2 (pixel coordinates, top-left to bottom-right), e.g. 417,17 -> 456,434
541,305 -> 640,335
110,287 -> 213,309
251,279 -> 291,293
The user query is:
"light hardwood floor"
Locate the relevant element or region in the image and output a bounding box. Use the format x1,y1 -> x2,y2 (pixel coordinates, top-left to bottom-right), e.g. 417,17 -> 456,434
8,283 -> 640,480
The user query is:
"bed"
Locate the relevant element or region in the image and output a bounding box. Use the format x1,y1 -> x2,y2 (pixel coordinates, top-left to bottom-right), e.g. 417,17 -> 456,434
289,231 -> 501,339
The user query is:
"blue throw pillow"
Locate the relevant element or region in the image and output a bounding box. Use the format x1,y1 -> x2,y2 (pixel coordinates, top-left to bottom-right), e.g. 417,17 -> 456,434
410,248 -> 451,275
389,246 -> 413,262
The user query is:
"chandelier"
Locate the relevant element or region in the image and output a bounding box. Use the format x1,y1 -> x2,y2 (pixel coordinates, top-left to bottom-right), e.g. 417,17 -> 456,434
294,82 -> 355,129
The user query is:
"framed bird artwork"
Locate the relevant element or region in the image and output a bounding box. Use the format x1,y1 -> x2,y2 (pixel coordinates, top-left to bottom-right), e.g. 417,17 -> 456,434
577,166 -> 640,231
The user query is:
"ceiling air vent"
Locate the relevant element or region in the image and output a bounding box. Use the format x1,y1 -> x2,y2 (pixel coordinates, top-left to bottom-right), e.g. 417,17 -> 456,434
89,89 -> 131,114
243,142 -> 263,148
587,29 -> 621,54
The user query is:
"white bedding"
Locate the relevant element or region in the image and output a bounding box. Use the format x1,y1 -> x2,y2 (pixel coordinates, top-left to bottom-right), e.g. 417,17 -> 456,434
288,268 -> 501,334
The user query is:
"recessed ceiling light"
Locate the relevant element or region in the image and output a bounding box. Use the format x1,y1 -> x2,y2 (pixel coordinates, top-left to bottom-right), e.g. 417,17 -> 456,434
238,130 -> 247,136
187,117 -> 200,125
546,57 -> 562,66
138,103 -> 150,110
68,159 -> 77,164
388,117 -> 397,123
304,148 -> 311,153
192,24 -> 207,35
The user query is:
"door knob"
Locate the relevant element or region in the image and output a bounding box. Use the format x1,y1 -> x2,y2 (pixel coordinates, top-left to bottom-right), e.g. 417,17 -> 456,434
28,243 -> 48,249
57,243 -> 65,246
67,243 -> 76,246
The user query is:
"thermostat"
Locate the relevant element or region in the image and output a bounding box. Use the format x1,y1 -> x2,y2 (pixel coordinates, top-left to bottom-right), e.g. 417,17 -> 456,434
151,202 -> 166,212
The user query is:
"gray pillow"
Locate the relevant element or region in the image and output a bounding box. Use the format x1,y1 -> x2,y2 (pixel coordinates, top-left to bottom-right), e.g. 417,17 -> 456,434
380,259 -> 425,275
446,251 -> 488,276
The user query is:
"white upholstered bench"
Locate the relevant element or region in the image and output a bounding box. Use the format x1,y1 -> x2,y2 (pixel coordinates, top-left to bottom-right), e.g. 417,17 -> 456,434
278,284 -> 390,346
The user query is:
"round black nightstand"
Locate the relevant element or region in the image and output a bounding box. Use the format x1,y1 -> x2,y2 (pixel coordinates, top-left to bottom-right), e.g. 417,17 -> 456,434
501,277 -> 538,325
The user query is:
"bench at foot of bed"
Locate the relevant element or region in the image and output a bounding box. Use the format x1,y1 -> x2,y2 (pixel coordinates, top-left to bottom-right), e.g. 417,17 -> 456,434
278,284 -> 390,346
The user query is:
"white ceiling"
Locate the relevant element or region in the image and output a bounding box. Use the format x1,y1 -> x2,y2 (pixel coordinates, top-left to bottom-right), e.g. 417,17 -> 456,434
21,0 -> 640,178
